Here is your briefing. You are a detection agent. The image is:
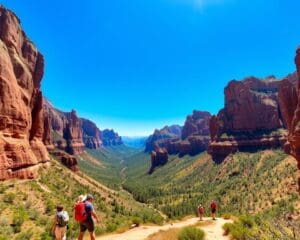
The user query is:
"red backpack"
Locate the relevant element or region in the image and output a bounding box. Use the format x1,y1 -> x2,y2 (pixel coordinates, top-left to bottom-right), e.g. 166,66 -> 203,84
211,202 -> 217,210
74,201 -> 87,222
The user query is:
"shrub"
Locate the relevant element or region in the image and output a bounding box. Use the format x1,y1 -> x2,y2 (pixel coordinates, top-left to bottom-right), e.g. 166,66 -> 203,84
222,213 -> 232,220
3,193 -> 16,204
222,222 -> 232,236
15,229 -> 33,240
28,209 -> 39,221
106,223 -> 118,232
178,226 -> 205,240
239,215 -> 254,228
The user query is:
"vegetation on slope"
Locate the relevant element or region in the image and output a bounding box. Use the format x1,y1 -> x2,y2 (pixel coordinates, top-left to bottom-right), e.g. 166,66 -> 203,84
76,145 -> 300,239
123,149 -> 300,239
77,145 -> 139,189
0,154 -> 163,240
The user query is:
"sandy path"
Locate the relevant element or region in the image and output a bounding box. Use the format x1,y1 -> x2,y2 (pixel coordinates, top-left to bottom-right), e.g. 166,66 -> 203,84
96,217 -> 232,240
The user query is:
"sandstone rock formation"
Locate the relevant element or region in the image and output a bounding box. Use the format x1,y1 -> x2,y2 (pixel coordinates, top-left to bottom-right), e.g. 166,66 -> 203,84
101,129 -> 123,146
279,48 -> 300,191
179,110 -> 211,156
182,111 -> 210,139
0,6 -> 49,180
43,98 -> 102,153
145,125 -> 182,152
43,99 -> 104,171
43,99 -> 85,154
64,110 -> 85,154
51,150 -> 79,172
209,76 -> 288,162
149,147 -> 168,173
146,111 -> 211,157
81,118 -> 102,149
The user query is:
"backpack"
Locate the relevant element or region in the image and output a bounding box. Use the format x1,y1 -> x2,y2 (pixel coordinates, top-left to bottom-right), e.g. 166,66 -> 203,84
198,206 -> 204,214
57,211 -> 69,227
74,201 -> 87,222
211,202 -> 217,210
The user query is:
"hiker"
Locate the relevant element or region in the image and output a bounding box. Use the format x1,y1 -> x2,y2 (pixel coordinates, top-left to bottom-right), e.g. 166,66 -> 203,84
77,194 -> 99,240
197,204 -> 204,221
52,205 -> 69,240
210,200 -> 217,220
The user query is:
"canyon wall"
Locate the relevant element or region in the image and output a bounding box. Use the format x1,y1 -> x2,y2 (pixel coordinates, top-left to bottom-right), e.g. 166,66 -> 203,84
279,48 -> 300,191
208,76 -> 290,162
0,6 -> 49,180
101,129 -> 123,146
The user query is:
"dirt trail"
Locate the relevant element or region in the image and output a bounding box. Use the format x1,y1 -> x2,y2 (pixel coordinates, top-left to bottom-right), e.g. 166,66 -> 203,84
96,217 -> 232,240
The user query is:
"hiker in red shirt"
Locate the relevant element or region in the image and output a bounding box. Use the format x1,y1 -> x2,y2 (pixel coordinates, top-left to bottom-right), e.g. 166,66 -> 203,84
210,200 -> 217,220
197,204 -> 204,221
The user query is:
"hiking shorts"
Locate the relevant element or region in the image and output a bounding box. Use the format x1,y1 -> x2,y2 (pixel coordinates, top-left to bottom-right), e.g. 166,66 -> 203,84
211,208 -> 216,214
55,226 -> 66,240
80,218 -> 95,232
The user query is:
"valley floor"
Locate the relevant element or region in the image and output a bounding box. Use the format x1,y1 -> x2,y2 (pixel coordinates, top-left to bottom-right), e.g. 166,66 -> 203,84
96,217 -> 232,240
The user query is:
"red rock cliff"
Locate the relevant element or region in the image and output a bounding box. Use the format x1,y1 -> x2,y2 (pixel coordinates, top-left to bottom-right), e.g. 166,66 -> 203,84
81,118 -> 102,149
279,48 -> 300,191
0,6 -> 49,180
209,76 -> 287,162
101,129 -> 123,146
145,125 -> 182,152
145,111 -> 211,158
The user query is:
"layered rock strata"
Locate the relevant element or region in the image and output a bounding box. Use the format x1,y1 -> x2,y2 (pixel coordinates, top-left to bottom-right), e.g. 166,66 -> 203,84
0,6 -> 49,180
209,76 -> 288,162
279,48 -> 300,191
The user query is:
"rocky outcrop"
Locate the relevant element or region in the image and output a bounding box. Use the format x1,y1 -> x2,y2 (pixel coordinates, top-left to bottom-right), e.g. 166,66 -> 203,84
145,125 -> 182,152
146,111 -> 211,157
43,98 -> 102,154
178,111 -> 211,155
279,48 -> 300,191
51,150 -> 79,172
0,6 -> 49,180
182,111 -> 210,139
42,99 -> 105,171
43,99 -> 85,154
149,147 -> 168,173
209,76 -> 287,162
81,118 -> 102,149
64,110 -> 85,154
101,129 -> 123,146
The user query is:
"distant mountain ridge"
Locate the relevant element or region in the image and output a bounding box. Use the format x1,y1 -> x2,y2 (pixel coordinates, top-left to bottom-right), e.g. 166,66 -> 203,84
146,111 -> 212,171
122,136 -> 147,149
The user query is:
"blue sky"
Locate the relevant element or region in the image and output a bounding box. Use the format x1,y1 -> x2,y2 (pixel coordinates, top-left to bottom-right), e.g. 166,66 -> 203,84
2,0 -> 300,136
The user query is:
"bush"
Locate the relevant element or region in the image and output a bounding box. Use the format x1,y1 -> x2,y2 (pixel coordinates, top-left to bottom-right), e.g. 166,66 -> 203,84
222,222 -> 232,236
3,193 -> 15,204
178,226 -> 205,240
224,215 -> 255,240
12,212 -> 26,233
15,229 -> 33,240
239,215 -> 254,228
106,223 -> 118,232
222,213 -> 232,220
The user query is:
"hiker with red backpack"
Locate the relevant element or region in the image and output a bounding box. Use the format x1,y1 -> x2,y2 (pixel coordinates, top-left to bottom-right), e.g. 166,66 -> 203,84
75,194 -> 99,240
210,200 -> 217,220
52,205 -> 69,240
197,204 -> 204,221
